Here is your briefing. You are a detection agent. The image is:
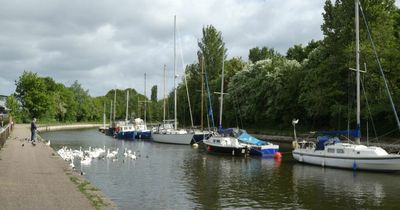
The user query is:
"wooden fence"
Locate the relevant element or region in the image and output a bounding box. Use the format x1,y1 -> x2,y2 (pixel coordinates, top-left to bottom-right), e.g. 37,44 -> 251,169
0,123 -> 12,149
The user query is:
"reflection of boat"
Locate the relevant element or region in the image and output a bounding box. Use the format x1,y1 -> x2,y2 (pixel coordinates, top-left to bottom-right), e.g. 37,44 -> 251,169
292,164 -> 386,206
292,0 -> 400,171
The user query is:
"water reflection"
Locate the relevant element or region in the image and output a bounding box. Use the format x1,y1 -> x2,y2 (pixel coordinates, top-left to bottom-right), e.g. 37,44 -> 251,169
182,151 -> 284,209
41,129 -> 400,210
291,164 -> 400,209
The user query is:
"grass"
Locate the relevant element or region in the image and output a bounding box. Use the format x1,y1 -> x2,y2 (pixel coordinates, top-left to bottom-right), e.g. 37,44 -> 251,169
69,175 -> 109,210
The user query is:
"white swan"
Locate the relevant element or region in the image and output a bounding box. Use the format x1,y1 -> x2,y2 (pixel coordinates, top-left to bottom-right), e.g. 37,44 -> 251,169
129,151 -> 137,160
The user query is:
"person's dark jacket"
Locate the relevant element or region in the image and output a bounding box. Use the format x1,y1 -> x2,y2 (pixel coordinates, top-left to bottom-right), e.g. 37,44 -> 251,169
31,122 -> 37,132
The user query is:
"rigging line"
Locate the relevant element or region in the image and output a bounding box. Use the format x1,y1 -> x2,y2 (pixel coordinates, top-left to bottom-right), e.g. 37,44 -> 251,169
234,93 -> 244,129
369,128 -> 398,142
360,74 -> 379,142
204,60 -> 216,130
359,2 -> 400,132
177,26 -> 194,129
232,94 -> 239,129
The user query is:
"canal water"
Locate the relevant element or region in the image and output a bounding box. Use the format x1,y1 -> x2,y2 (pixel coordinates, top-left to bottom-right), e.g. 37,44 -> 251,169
41,129 -> 400,210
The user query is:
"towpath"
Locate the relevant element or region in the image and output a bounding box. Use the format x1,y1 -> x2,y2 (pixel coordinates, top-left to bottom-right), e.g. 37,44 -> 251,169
0,124 -> 96,209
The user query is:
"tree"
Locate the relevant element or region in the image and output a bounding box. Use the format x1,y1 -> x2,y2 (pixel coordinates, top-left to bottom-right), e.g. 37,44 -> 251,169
248,47 -> 280,63
15,71 -> 53,120
197,25 -> 227,79
70,80 -> 91,122
151,85 -> 157,102
6,94 -> 23,122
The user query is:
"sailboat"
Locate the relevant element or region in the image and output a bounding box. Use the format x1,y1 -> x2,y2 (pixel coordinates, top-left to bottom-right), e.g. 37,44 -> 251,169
152,16 -> 194,145
292,0 -> 400,171
203,55 -> 250,156
135,73 -> 151,139
115,90 -> 136,140
192,56 -> 213,143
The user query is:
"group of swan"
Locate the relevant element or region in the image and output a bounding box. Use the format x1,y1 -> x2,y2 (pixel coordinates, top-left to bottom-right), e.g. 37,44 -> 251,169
57,146 -> 137,168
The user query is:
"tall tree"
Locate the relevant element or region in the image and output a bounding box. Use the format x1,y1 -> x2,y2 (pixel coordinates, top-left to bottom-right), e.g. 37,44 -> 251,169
248,47 -> 280,63
151,85 -> 157,102
15,71 -> 53,120
197,25 -> 227,79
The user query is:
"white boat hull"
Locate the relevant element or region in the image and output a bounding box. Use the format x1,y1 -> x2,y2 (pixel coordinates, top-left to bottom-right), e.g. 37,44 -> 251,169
293,150 -> 400,171
152,133 -> 194,145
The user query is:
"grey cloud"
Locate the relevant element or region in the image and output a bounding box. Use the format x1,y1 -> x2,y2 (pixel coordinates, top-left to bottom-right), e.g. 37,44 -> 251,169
2,0 -> 392,98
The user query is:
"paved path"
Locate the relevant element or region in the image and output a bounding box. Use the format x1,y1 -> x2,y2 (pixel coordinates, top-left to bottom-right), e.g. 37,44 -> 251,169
0,124 -> 95,210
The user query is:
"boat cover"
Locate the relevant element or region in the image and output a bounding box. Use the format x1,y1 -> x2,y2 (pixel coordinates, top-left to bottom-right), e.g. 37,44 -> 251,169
238,132 -> 266,146
316,136 -> 341,150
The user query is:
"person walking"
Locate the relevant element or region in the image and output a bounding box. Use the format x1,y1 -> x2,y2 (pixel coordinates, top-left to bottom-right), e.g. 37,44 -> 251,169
31,118 -> 37,145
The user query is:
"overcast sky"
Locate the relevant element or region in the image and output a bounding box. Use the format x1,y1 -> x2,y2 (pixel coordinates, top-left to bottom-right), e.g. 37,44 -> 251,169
0,0 -> 399,98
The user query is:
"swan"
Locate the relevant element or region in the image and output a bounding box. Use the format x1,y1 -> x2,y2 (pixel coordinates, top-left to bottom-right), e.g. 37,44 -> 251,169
129,151 -> 137,160
69,157 -> 75,169
80,155 -> 92,165
123,148 -> 128,157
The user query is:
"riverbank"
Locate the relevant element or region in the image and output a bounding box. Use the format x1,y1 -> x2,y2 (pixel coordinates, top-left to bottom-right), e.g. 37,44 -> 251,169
0,124 -> 116,210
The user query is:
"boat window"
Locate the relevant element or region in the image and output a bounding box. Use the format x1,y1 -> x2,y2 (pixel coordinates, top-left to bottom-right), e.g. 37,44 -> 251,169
327,148 -> 335,153
336,149 -> 344,154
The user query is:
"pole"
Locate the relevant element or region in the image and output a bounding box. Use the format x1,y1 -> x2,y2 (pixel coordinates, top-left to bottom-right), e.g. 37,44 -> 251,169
103,102 -> 106,128
163,64 -> 166,122
125,90 -> 129,122
201,56 -> 204,131
113,89 -> 117,122
144,73 -> 147,126
109,100 -> 112,126
174,15 -> 177,130
219,54 -> 224,129
355,0 -> 361,144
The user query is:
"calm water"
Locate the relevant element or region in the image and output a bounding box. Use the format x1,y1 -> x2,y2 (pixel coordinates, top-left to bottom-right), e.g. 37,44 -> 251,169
41,129 -> 400,210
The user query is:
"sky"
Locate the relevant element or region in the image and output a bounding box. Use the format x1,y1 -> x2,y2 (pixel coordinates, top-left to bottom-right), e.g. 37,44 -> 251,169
0,0 -> 399,98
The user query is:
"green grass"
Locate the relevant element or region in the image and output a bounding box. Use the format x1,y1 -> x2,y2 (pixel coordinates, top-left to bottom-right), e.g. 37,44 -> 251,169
69,175 -> 109,210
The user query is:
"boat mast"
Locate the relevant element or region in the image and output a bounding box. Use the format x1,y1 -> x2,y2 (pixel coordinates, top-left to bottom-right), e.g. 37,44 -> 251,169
174,15 -> 177,130
109,100 -> 112,126
201,56 -> 204,131
355,0 -> 361,144
125,90 -> 129,122
144,73 -> 147,126
113,89 -> 116,122
103,102 -> 106,128
219,55 -> 225,129
163,64 -> 166,122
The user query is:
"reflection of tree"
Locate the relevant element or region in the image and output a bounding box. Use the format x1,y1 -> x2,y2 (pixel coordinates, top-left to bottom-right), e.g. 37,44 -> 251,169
292,165 -> 391,209
182,152 -> 288,209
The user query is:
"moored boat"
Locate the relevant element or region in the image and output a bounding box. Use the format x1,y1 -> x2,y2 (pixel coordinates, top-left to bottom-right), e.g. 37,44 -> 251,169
292,0 -> 400,171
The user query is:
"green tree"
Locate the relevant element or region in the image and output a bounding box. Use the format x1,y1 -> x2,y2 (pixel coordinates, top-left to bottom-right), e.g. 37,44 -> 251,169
248,47 -> 280,63
70,81 -> 91,122
6,94 -> 23,122
15,71 -> 53,121
151,85 -> 157,102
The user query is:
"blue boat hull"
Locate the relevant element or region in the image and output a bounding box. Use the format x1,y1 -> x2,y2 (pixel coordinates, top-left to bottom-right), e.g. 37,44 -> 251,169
115,131 -> 136,140
250,146 -> 279,157
135,131 -> 151,139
